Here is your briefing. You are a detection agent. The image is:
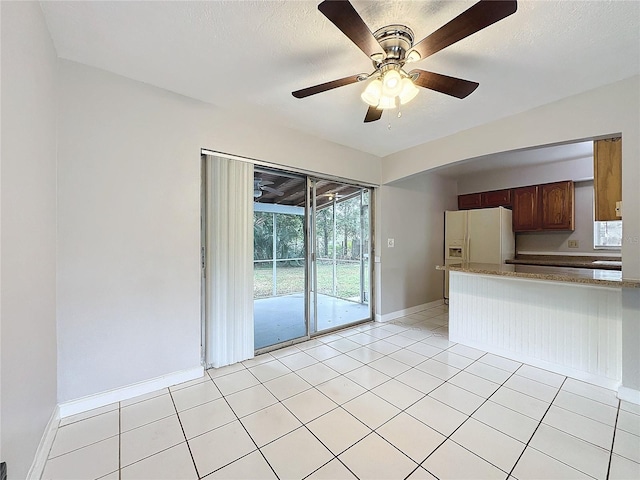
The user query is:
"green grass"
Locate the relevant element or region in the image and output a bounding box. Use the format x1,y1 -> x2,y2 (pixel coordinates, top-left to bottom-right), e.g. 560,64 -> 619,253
254,261 -> 366,299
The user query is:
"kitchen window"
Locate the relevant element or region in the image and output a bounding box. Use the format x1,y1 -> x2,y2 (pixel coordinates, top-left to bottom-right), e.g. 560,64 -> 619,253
594,220 -> 622,248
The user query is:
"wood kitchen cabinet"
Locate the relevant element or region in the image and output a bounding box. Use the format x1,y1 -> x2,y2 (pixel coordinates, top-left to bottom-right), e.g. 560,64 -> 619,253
512,186 -> 539,231
541,181 -> 574,230
512,181 -> 574,232
594,137 -> 622,221
458,188 -> 511,210
482,189 -> 512,208
458,193 -> 482,210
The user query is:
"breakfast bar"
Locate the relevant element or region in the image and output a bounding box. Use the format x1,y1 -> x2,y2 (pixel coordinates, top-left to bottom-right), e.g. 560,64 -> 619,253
437,263 -> 640,390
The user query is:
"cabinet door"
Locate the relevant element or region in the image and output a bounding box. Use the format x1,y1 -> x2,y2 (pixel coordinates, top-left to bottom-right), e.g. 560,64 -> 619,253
481,189 -> 512,208
458,193 -> 482,210
541,181 -> 574,230
594,138 -> 622,221
512,186 -> 539,232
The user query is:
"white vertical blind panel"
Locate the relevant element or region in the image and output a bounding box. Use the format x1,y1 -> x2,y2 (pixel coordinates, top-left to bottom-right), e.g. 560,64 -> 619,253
205,156 -> 254,368
450,272 -> 622,388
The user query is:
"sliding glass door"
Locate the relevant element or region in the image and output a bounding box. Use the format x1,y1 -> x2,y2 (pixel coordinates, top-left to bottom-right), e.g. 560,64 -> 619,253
251,167 -> 373,352
253,169 -> 308,350
309,178 -> 372,335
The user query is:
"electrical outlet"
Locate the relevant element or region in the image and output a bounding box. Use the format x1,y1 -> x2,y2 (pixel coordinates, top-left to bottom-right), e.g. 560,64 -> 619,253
387,238 -> 395,248
568,240 -> 579,248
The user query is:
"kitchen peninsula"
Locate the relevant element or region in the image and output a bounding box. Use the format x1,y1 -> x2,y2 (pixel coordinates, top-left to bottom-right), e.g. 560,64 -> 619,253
437,263 -> 640,390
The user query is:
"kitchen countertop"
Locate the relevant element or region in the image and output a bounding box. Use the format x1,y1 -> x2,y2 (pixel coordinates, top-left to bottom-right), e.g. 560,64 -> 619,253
505,254 -> 622,270
436,263 -> 640,288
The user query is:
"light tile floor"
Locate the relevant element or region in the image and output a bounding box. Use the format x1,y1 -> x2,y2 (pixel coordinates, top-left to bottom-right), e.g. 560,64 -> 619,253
42,305 -> 640,480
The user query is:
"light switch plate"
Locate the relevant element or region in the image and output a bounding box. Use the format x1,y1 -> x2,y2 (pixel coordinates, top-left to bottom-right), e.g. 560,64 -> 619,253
387,238 -> 395,248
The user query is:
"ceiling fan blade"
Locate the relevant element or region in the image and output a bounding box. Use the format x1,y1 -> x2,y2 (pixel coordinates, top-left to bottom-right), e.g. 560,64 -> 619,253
411,70 -> 479,99
261,186 -> 284,196
318,0 -> 384,58
292,74 -> 363,99
410,0 -> 517,61
364,106 -> 383,123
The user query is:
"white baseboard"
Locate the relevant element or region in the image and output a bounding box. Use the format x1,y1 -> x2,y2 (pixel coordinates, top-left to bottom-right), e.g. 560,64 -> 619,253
59,365 -> 204,418
27,406 -> 60,480
517,250 -> 621,258
375,299 -> 444,323
618,386 -> 640,405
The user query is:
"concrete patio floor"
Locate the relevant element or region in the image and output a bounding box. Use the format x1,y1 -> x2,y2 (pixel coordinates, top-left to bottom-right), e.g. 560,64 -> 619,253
254,293 -> 370,349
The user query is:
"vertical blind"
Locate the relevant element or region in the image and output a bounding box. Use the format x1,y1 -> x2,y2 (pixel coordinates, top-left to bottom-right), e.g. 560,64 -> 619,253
204,155 -> 254,368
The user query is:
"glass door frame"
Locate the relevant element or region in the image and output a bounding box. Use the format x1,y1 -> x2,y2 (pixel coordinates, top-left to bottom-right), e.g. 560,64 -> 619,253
307,177 -> 374,337
253,168 -> 310,355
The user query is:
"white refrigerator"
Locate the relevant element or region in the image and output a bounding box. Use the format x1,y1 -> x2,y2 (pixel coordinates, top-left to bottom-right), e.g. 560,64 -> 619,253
444,206 -> 515,298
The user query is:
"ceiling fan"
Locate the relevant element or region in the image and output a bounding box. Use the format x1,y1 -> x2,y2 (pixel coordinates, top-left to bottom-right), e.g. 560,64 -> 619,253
292,0 -> 517,123
254,178 -> 284,198
319,191 -> 346,201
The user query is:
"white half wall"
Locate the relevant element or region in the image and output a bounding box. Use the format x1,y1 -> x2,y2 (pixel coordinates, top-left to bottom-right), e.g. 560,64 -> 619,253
56,60 -> 381,402
1,2 -> 58,478
449,272 -> 622,389
378,173 -> 457,315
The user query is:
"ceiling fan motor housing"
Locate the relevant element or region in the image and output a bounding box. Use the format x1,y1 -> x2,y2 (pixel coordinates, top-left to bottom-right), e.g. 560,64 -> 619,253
373,25 -> 414,67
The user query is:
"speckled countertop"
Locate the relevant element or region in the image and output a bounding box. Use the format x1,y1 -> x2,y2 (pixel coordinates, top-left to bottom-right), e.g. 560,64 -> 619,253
436,263 -> 640,288
505,254 -> 622,270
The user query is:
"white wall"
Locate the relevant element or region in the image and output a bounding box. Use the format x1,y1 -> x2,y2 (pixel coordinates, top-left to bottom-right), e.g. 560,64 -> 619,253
382,75 -> 640,392
378,173 -> 457,315
56,60 -> 381,402
1,2 -> 58,478
456,156 -> 593,194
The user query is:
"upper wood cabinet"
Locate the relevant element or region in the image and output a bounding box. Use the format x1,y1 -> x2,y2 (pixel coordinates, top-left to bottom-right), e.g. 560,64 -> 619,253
458,193 -> 482,210
512,181 -> 574,232
594,137 -> 622,221
458,188 -> 512,210
482,189 -> 512,208
512,186 -> 539,232
541,181 -> 574,230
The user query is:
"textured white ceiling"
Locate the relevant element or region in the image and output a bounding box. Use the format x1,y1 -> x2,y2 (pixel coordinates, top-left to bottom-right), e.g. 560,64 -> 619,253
40,1 -> 640,157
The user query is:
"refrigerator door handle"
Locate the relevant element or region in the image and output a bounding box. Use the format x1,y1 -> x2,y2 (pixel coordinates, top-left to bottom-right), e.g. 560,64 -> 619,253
465,236 -> 470,263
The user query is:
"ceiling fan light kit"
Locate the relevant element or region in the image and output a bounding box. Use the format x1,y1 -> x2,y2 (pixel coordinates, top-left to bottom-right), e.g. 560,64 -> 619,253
292,0 -> 517,123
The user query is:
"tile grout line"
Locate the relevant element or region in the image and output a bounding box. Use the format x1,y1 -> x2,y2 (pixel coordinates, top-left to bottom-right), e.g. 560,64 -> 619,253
245,354 -> 350,477
242,313 -> 457,478
118,401 -> 122,480
213,367 -> 282,480
506,375 -> 568,479
293,327 -> 460,478
227,337 -> 417,478
409,353 -> 527,478
167,389 -> 201,479
238,355 -> 354,479
605,398 -> 621,480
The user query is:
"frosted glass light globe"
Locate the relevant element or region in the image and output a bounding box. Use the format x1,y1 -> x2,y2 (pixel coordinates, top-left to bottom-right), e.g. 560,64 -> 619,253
361,79 -> 382,106
382,70 -> 402,97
